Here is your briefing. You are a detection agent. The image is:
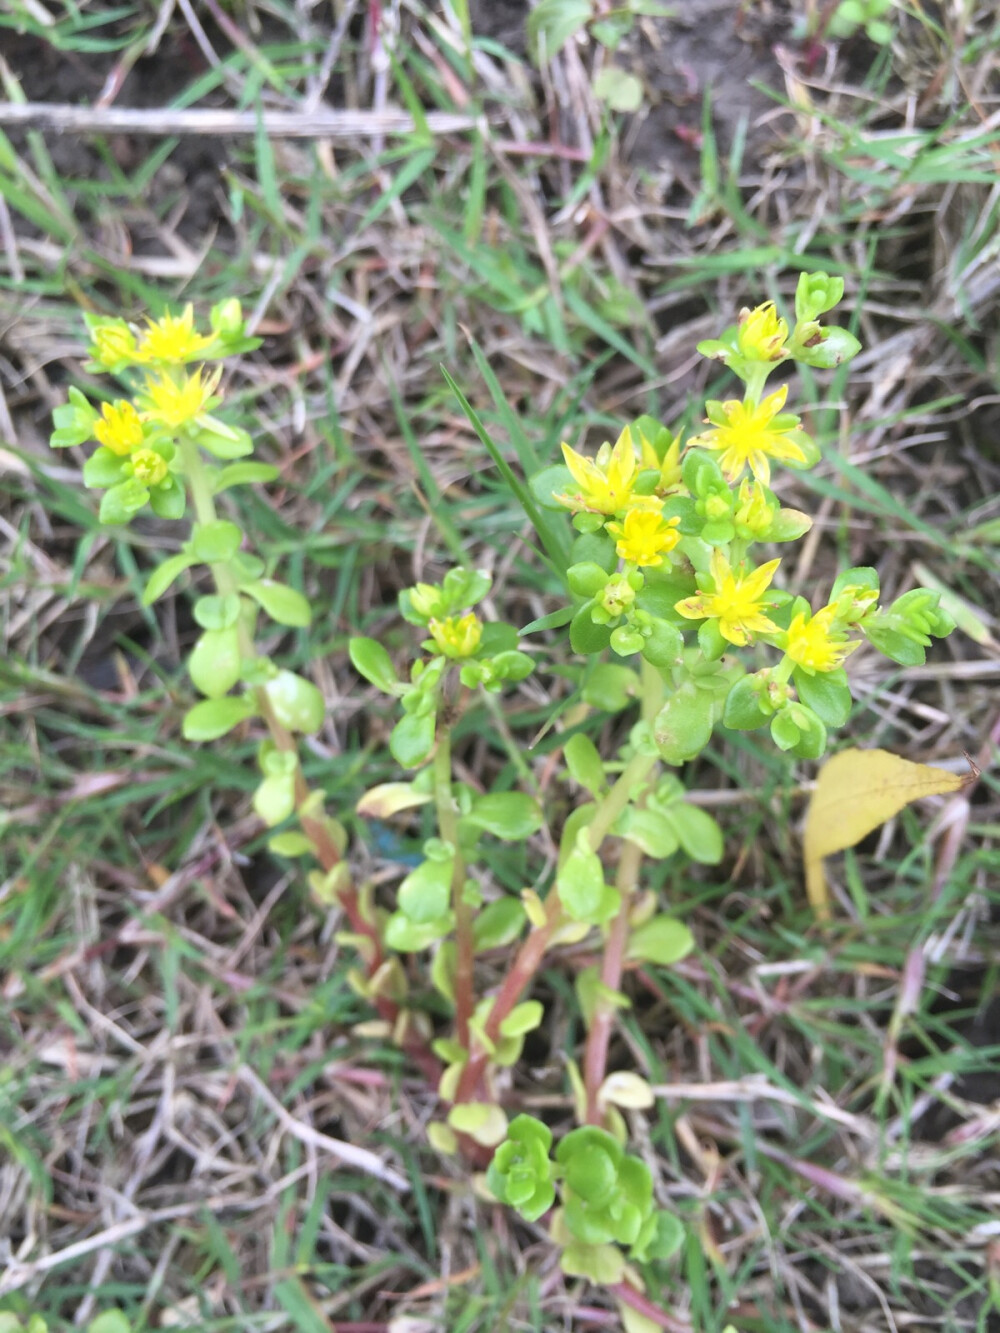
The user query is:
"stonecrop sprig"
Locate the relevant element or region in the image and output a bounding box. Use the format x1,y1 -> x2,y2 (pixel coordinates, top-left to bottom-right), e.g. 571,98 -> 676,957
349,273 -> 955,1319
529,271 -> 954,764
50,276 -> 958,1330
49,302 -> 385,984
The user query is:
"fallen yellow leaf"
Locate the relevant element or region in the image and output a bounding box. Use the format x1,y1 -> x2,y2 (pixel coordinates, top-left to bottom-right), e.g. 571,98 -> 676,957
804,748 -> 970,919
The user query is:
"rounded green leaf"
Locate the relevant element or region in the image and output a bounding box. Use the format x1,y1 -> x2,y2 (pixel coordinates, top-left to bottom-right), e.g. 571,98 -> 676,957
390,711 -> 436,768
182,696 -> 256,741
99,479 -> 148,524
213,461 -> 280,492
191,519 -> 243,563
193,592 -> 242,631
626,915 -> 694,967
557,843 -> 607,923
253,771 -> 296,826
264,669 -> 325,734
384,909 -> 452,952
88,1314 -> 132,1333
582,662 -> 639,712
148,476 -> 186,520
398,857 -> 453,924
83,448 -> 127,489
189,626 -> 241,698
243,578 -> 312,628
473,897 -> 527,950
662,803 -> 724,864
793,666 -> 852,728
349,636 -> 402,694
142,551 -> 196,606
655,684 -> 715,765
195,417 -> 254,459
564,732 -> 606,797
499,1000 -> 544,1038
463,792 -> 543,840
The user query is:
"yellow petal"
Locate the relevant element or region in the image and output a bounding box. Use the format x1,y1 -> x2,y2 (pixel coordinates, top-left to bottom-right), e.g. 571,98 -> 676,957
675,595 -> 708,621
561,441 -> 595,490
741,557 -> 781,599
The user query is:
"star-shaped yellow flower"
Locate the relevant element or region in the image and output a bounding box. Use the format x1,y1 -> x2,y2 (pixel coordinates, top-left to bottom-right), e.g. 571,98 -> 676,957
428,613 -> 482,659
675,550 -> 781,646
137,305 -> 214,364
784,606 -> 859,674
737,301 -> 789,362
607,507 -> 681,567
94,400 -> 144,456
557,429 -> 646,516
141,368 -> 219,430
689,384 -> 808,486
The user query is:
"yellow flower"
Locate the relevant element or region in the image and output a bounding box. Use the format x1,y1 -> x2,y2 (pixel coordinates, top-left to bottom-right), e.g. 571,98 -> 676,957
784,606 -> 858,673
557,429 -> 641,516
142,368 -> 218,429
737,301 -> 789,362
675,550 -> 781,646
428,613 -> 482,659
137,305 -> 214,363
90,323 -> 139,370
637,428 -> 683,493
690,384 -> 807,486
94,399 -> 144,456
732,479 -> 773,538
608,507 -> 681,567
130,448 -> 169,486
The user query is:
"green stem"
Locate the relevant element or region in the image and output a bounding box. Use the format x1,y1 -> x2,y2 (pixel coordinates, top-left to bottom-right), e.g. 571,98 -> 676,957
582,657 -> 664,1123
454,660 -> 665,1106
176,435 -> 376,955
434,721 -> 474,1048
743,362 -> 770,407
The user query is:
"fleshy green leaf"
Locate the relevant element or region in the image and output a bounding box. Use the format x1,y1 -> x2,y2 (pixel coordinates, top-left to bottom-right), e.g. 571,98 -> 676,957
189,626 -> 241,698
182,696 -> 256,741
661,803 -> 723,864
264,669 -> 325,734
350,637 -> 403,694
191,519 -> 243,563
99,478 -> 148,524
82,447 -> 126,489
582,662 -> 639,712
194,416 -> 254,459
398,856 -> 453,923
564,732 -> 606,797
213,461 -> 280,492
626,916 -> 694,966
390,711 -> 436,767
142,551 -> 196,605
193,593 -> 242,631
243,579 -> 312,628
570,604 -> 613,655
463,792 -> 543,840
793,666 -> 852,728
473,897 -> 527,950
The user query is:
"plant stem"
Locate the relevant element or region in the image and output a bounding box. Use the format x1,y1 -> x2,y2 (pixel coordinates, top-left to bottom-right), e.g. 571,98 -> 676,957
583,838 -> 642,1123
176,436 -> 384,971
582,657 -> 664,1123
434,721 -> 474,1048
453,709 -> 662,1106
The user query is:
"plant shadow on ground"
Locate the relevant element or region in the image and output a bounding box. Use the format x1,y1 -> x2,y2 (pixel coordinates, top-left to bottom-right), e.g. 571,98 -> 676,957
1,1 -> 1000,1330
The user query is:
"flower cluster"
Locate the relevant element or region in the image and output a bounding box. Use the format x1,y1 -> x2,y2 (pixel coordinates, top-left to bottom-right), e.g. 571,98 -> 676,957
50,301 -> 257,524
50,303 -> 330,833
532,271 -> 955,761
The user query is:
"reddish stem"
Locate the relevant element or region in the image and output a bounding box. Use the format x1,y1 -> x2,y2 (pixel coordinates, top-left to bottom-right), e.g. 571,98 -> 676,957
611,1281 -> 692,1333
583,840 -> 641,1123
455,900 -> 559,1103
